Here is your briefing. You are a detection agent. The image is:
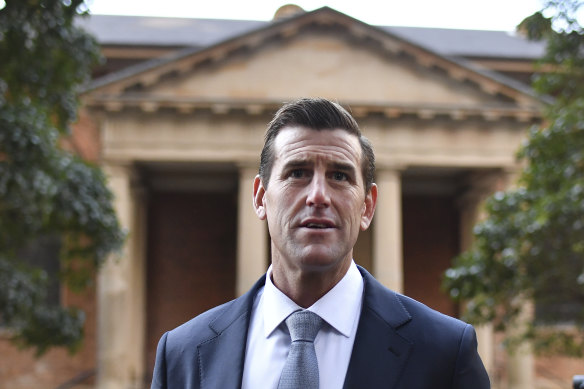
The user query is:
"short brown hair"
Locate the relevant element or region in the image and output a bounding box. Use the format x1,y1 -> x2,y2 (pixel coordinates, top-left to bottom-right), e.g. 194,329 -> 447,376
259,98 -> 375,192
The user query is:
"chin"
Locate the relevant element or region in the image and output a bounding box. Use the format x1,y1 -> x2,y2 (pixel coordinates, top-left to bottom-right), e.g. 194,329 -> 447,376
297,250 -> 349,272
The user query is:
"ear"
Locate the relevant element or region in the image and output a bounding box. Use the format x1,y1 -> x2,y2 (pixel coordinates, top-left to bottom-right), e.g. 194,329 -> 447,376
253,175 -> 267,220
360,183 -> 377,231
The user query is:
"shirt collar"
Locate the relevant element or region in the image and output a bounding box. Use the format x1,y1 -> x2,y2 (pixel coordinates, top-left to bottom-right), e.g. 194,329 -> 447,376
262,261 -> 364,338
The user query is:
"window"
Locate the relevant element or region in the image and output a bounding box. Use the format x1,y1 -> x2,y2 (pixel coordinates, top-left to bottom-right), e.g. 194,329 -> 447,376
17,234 -> 62,306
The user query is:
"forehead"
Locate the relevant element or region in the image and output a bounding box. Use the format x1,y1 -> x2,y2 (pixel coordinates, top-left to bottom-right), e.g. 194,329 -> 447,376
272,126 -> 362,166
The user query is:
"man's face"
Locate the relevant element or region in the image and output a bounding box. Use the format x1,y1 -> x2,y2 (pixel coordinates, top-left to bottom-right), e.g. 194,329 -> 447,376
253,126 -> 377,276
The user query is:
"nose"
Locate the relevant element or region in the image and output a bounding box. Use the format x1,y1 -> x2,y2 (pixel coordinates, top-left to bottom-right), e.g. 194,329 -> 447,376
306,173 -> 330,207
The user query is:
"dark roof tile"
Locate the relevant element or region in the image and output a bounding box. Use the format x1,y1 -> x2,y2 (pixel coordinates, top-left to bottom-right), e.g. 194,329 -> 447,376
78,14 -> 267,47
385,26 -> 545,59
79,14 -> 545,59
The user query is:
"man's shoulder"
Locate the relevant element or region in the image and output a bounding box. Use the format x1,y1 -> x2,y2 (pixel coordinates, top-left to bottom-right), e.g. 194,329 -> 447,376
356,268 -> 489,387
365,275 -> 473,354
359,266 -> 468,334
396,292 -> 467,331
164,299 -> 237,348
163,274 -> 266,350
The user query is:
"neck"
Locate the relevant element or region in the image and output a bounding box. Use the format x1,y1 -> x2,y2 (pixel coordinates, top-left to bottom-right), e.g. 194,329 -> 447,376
270,258 -> 351,308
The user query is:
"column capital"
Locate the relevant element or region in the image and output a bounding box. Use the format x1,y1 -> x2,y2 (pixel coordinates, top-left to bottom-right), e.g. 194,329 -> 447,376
236,164 -> 267,296
500,166 -> 522,188
102,158 -> 133,169
372,168 -> 403,293
102,160 -> 137,181
236,161 -> 260,170
97,158 -> 144,389
456,169 -> 504,209
236,162 -> 261,181
375,162 -> 407,173
102,160 -> 146,194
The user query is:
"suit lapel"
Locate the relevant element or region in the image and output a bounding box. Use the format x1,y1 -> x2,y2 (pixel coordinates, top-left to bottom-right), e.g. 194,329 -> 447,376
343,267 -> 413,389
197,275 -> 266,389
195,269 -> 414,388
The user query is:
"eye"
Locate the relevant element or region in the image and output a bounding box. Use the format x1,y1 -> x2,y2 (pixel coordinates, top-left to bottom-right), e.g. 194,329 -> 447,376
331,172 -> 348,181
289,169 -> 306,178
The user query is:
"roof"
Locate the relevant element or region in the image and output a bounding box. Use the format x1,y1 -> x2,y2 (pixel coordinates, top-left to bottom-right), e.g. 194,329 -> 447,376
83,5 -> 550,124
384,26 -> 546,59
77,14 -> 267,48
78,13 -> 546,60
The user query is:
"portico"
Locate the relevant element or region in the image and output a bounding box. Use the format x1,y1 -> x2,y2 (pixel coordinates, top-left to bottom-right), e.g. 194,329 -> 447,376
84,7 -> 543,388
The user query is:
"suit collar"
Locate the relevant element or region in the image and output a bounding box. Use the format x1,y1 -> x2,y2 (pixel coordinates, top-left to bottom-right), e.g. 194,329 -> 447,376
356,266 -> 412,328
196,267 -> 415,389
198,275 -> 266,389
343,266 -> 413,389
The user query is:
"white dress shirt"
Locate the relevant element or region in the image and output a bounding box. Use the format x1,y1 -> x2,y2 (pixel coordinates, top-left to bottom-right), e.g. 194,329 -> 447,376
241,261 -> 364,389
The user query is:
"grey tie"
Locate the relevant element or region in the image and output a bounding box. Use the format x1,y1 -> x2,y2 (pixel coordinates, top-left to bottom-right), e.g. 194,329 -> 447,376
278,310 -> 324,389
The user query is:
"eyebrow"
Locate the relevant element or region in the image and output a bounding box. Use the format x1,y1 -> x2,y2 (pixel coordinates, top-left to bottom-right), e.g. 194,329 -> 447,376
330,162 -> 356,174
282,159 -> 311,170
281,159 -> 357,175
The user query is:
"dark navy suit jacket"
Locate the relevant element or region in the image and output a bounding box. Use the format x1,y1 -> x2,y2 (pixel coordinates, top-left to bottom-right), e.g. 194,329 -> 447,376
151,266 -> 490,388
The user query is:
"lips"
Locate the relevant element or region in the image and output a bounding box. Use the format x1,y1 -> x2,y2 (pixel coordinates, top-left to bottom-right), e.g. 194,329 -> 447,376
305,223 -> 330,229
299,218 -> 336,229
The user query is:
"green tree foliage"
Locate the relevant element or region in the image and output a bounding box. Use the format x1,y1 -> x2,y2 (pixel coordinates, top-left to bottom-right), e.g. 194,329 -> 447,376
444,0 -> 584,356
0,0 -> 124,355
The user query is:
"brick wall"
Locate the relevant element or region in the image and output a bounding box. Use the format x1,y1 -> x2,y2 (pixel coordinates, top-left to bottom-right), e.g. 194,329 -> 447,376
0,109 -> 101,389
145,190 -> 237,378
0,286 -> 97,389
402,195 -> 459,317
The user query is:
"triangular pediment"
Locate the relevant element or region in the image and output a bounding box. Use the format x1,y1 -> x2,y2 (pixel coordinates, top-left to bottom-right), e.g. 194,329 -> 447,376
85,7 -> 544,121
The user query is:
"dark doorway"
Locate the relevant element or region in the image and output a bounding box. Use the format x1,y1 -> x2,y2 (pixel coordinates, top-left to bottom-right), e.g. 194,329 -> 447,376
402,195 -> 459,317
145,190 -> 237,377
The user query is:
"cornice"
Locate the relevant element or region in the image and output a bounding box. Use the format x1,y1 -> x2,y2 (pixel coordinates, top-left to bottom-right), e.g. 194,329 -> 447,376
84,7 -> 548,108
84,96 -> 542,123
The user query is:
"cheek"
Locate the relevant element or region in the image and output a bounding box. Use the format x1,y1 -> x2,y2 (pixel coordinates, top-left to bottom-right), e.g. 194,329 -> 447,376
349,196 -> 367,225
265,191 -> 291,221
348,192 -> 366,213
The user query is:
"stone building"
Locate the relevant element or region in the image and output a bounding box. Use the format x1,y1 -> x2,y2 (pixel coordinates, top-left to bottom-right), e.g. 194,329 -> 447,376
1,5 -> 582,389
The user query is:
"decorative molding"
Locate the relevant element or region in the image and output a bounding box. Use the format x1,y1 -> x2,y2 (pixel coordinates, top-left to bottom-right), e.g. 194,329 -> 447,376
84,7 -> 548,111
86,96 -> 542,122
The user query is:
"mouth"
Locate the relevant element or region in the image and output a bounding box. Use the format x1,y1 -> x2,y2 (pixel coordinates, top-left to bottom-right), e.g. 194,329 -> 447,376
305,223 -> 330,229
299,220 -> 336,229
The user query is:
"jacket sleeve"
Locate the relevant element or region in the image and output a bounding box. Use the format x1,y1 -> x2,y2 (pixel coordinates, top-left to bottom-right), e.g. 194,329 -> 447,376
453,324 -> 491,389
151,332 -> 169,389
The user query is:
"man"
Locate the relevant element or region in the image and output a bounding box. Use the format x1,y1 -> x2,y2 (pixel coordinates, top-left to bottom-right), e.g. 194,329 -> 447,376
151,98 -> 490,389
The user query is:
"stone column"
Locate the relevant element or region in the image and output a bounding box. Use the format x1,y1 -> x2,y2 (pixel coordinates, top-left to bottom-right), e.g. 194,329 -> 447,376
129,183 -> 147,386
457,180 -> 495,377
236,165 -> 268,296
372,168 -> 403,293
458,168 -> 533,387
97,162 -> 146,389
507,301 -> 535,389
499,168 -> 534,389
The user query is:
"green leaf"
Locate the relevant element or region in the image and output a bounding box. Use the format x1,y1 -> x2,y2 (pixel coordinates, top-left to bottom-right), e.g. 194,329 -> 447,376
0,0 -> 124,355
444,0 -> 584,357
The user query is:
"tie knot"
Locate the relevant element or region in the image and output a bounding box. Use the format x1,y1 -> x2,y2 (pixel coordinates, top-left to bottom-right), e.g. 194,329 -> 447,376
285,310 -> 323,343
